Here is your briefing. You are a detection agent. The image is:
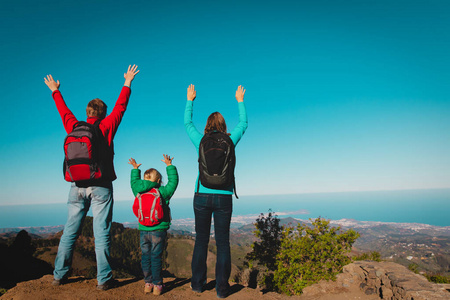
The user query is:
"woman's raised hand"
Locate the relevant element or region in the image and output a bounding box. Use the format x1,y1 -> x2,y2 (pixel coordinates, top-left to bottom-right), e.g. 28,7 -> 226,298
235,85 -> 245,102
187,84 -> 196,101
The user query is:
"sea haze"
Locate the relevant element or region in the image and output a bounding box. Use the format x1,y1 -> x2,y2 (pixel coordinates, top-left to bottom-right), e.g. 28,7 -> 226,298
0,188 -> 448,228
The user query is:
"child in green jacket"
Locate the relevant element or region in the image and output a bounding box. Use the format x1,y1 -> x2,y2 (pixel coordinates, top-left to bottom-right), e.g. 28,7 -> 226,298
128,154 -> 179,295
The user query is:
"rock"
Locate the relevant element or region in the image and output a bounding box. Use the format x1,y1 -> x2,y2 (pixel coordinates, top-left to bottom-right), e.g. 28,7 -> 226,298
349,261 -> 450,300
364,287 -> 377,295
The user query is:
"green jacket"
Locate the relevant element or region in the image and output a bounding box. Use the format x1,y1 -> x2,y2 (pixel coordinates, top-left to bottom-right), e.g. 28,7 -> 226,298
130,165 -> 179,231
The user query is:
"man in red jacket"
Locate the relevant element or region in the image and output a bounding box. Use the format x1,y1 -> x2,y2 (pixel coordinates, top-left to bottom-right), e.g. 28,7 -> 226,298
44,65 -> 139,290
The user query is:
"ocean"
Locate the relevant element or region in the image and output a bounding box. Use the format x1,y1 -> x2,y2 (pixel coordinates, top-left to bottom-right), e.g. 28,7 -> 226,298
1,189 -> 449,229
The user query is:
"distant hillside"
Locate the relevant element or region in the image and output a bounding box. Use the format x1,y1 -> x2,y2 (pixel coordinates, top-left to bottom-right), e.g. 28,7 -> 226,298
0,225 -> 64,237
0,230 -> 53,290
4,217 -> 247,282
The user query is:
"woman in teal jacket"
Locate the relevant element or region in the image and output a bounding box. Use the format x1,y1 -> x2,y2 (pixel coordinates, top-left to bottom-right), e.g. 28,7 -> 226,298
184,84 -> 248,298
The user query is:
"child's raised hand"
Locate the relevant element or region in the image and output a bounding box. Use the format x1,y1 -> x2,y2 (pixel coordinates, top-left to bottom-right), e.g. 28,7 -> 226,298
128,158 -> 142,169
161,154 -> 174,166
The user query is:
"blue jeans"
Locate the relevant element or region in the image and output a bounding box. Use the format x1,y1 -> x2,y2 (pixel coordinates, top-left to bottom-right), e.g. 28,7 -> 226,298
54,183 -> 113,285
140,230 -> 167,285
191,193 -> 232,297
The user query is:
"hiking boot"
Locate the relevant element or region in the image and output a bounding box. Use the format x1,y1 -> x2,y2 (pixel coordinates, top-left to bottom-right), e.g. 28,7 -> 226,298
217,291 -> 229,298
153,284 -> 163,295
52,277 -> 67,286
144,283 -> 154,294
97,278 -> 117,291
190,279 -> 206,293
217,286 -> 229,298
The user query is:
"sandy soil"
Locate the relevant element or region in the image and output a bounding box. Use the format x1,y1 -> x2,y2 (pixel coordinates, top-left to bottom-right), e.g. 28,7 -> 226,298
1,275 -> 380,300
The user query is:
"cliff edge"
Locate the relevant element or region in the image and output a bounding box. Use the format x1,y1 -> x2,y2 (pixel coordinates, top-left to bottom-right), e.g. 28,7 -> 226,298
1,261 -> 449,300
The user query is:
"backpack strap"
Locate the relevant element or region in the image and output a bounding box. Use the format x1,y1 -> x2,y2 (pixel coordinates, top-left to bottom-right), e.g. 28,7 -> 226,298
197,177 -> 239,198
137,193 -> 144,223
149,189 -> 160,223
196,179 -> 200,194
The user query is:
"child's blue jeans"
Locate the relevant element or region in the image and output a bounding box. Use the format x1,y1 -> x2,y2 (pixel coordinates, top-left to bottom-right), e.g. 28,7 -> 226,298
140,230 -> 167,285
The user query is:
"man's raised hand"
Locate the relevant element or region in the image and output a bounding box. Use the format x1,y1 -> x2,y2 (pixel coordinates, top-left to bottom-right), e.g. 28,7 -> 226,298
124,64 -> 140,87
44,75 -> 60,92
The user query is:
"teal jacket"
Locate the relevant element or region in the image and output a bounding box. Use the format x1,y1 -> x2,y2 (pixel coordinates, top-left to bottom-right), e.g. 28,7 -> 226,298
184,100 -> 248,194
130,165 -> 179,231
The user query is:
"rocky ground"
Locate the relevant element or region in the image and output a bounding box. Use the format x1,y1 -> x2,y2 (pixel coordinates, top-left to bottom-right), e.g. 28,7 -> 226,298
0,274 -> 377,300
2,261 -> 449,300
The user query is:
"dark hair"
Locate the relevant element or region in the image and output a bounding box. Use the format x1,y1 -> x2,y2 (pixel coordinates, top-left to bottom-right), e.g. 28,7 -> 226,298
204,112 -> 228,134
86,98 -> 107,119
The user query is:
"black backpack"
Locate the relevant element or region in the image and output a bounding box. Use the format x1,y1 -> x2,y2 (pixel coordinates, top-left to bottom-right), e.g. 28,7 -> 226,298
198,131 -> 238,197
63,121 -> 113,183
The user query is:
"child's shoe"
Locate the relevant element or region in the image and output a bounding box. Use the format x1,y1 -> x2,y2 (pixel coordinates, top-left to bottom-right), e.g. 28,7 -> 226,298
144,283 -> 153,294
153,284 -> 163,296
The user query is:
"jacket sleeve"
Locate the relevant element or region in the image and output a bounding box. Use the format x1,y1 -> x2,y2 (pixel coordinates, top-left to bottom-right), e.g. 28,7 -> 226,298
99,86 -> 131,146
52,90 -> 78,133
130,169 -> 159,197
159,165 -> 179,203
229,102 -> 248,146
184,100 -> 203,149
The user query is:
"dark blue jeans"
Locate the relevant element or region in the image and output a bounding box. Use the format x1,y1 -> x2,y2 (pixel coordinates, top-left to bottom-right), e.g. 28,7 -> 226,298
191,193 -> 232,297
140,230 -> 167,285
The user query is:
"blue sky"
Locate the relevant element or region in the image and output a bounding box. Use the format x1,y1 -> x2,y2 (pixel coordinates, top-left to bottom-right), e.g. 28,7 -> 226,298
0,0 -> 449,205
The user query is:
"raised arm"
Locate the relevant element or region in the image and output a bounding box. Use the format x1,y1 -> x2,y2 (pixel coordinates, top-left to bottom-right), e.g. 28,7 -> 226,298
99,65 -> 140,142
184,84 -> 203,148
44,74 -> 78,133
159,155 -> 179,202
230,85 -> 248,145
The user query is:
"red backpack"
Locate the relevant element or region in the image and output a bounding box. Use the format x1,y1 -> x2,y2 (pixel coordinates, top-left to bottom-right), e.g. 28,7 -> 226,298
63,121 -> 104,182
132,188 -> 164,227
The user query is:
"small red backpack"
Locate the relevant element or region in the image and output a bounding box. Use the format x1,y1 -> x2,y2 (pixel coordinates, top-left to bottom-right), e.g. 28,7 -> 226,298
132,188 -> 164,227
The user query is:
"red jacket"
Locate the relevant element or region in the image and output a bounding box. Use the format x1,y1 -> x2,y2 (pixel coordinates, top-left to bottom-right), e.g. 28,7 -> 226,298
53,86 -> 131,183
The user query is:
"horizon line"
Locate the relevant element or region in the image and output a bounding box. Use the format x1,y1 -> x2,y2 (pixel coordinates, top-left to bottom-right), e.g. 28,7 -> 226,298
1,186 -> 449,206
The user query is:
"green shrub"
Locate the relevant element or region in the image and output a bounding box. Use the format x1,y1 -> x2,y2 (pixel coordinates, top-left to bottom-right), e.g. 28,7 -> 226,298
244,211 -> 283,289
245,210 -> 283,271
274,217 -> 359,295
424,274 -> 450,283
354,251 -> 381,262
408,263 -> 419,274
